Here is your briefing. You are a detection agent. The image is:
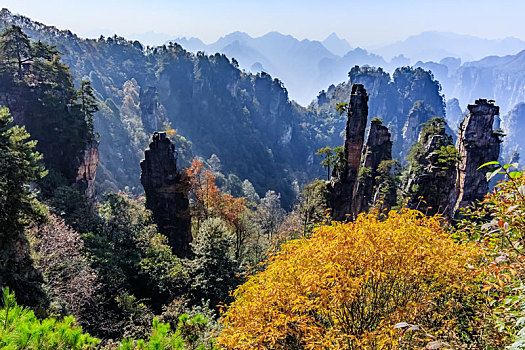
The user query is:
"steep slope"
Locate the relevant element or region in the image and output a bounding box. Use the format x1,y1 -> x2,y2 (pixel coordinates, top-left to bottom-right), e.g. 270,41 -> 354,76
172,31 -> 340,104
501,102 -> 525,162
322,32 -> 352,57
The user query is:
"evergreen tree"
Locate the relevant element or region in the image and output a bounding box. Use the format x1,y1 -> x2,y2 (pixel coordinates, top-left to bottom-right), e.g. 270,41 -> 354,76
77,80 -> 99,138
187,218 -> 241,310
0,25 -> 31,78
402,117 -> 459,215
0,25 -> 57,79
0,106 -> 47,306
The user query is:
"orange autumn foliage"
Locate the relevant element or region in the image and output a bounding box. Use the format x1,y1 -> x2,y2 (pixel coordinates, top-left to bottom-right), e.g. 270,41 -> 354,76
186,158 -> 246,230
218,209 -> 482,350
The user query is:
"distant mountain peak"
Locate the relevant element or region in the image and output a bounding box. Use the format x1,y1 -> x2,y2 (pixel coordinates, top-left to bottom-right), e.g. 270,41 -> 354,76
325,32 -> 341,40
322,32 -> 352,57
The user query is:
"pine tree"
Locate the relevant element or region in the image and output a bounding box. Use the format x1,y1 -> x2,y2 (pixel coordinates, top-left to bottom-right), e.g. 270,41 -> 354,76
77,80 -> 99,138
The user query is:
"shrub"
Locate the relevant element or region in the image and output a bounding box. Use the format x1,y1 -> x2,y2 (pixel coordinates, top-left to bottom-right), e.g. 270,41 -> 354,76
117,315 -> 216,350
218,209 -> 482,349
456,163 -> 525,347
0,287 -> 100,349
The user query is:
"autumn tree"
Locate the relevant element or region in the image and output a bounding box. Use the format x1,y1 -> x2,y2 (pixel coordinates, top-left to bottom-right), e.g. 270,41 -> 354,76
456,164 -> 525,348
218,209 -> 482,349
186,158 -> 249,259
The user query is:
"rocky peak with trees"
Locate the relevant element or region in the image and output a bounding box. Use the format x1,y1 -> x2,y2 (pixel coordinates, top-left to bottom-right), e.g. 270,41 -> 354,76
454,98 -> 502,214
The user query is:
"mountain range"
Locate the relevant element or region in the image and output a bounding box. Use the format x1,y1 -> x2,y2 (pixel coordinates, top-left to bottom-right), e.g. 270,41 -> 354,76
170,31 -> 525,106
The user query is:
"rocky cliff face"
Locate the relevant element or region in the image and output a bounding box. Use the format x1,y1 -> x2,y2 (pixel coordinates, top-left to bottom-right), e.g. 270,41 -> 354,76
501,102 -> 525,163
454,99 -> 501,213
352,119 -> 393,216
331,84 -> 369,221
140,87 -> 166,132
140,132 -> 192,258
402,101 -> 435,153
76,141 -> 99,199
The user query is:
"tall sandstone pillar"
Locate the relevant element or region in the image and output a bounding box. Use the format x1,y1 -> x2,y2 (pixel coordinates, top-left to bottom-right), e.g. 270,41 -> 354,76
454,99 -> 501,214
140,132 -> 192,258
351,119 -> 392,217
331,84 -> 369,221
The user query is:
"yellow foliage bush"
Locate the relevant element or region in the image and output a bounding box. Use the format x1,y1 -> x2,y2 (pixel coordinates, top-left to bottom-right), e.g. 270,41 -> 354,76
218,209 -> 482,349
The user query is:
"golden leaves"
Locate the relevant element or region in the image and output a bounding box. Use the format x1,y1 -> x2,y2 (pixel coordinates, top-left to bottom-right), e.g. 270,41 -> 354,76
217,209 -> 481,349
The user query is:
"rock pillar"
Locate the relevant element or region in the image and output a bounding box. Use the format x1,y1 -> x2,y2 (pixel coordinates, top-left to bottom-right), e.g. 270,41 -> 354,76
331,84 -> 369,221
140,132 -> 192,258
352,119 -> 392,216
454,99 -> 501,213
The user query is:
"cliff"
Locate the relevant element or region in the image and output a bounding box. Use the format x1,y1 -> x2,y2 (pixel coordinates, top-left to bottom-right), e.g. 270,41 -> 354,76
140,132 -> 192,258
76,141 -> 99,199
454,99 -> 501,213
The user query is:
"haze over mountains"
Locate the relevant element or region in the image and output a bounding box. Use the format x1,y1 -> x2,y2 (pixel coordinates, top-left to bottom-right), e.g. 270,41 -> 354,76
171,31 -> 525,105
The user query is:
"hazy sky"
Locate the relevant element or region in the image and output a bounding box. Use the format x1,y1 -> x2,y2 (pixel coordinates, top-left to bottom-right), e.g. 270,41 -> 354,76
2,0 -> 524,47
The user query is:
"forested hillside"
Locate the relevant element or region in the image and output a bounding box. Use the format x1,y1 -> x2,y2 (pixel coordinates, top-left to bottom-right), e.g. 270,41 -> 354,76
0,8 -> 330,207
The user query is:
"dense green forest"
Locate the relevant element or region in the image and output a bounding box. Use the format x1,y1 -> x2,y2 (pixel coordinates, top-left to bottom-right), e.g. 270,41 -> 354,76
2,8 -> 525,350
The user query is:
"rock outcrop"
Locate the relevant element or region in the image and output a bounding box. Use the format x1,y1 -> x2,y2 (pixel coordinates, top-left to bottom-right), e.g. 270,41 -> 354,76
140,132 -> 192,258
352,119 -> 393,216
403,118 -> 458,216
76,140 -> 99,199
140,87 -> 166,132
331,84 -> 369,221
454,99 -> 501,214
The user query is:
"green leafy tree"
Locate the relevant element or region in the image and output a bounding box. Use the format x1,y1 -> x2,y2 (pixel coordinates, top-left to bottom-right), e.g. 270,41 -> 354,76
0,25 -> 57,79
402,117 -> 459,215
316,146 -> 338,181
82,193 -> 183,338
0,25 -> 31,78
0,106 -> 47,306
118,315 -> 217,350
187,218 -> 242,310
77,80 -> 99,138
0,106 -> 46,236
298,179 -> 330,234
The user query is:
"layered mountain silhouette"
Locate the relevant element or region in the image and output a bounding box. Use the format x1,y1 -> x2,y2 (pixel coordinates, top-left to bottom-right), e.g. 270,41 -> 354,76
375,31 -> 525,62
171,30 -> 525,106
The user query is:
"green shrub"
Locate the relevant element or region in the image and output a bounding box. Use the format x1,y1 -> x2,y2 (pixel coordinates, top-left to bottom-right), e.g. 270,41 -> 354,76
0,287 -> 100,349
